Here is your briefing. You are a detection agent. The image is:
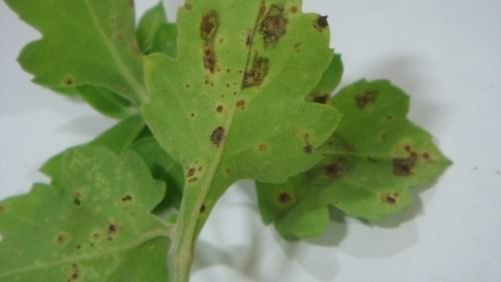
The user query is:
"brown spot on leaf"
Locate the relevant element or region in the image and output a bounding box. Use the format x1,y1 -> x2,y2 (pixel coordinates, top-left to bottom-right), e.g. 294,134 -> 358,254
314,15 -> 329,31
63,77 -> 74,86
356,90 -> 378,109
236,100 -> 246,110
68,263 -> 80,281
277,192 -> 292,204
211,126 -> 225,146
243,55 -> 269,88
200,11 -> 219,42
423,153 -> 431,160
323,159 -> 348,180
381,192 -> 400,205
92,233 -> 100,240
108,224 -> 118,234
216,105 -> 224,113
203,48 -> 217,73
290,6 -> 299,14
393,156 -> 417,176
184,3 -> 192,10
56,234 -> 66,245
304,144 -> 313,154
200,204 -> 207,213
187,168 -> 196,177
188,177 -> 198,183
312,94 -> 329,104
260,5 -> 288,47
258,143 -> 268,152
121,195 -> 133,203
224,168 -> 232,176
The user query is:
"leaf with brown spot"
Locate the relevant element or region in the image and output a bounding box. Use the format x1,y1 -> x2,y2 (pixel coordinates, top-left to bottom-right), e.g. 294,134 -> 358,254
141,1 -> 341,279
257,80 -> 450,239
0,147 -> 171,281
5,0 -> 148,104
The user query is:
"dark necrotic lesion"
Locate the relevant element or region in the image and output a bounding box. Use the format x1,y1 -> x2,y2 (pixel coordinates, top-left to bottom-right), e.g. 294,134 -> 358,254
243,54 -> 269,88
259,5 -> 288,47
200,11 -> 220,73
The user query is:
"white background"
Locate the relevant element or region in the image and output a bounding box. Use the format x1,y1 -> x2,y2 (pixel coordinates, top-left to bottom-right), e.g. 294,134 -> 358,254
1,0 -> 500,281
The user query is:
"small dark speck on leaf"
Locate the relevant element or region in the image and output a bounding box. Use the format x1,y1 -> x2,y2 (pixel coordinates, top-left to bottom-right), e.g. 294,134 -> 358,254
393,156 -> 417,176
184,3 -> 192,10
290,6 -> 299,13
216,105 -> 224,113
312,94 -> 328,104
323,159 -> 348,180
304,144 -> 313,154
236,100 -> 246,110
108,224 -> 118,234
187,168 -> 196,177
200,204 -> 207,213
121,195 -> 133,203
258,143 -> 268,152
314,15 -> 329,31
356,90 -> 378,109
64,77 -> 74,86
211,126 -> 225,146
73,198 -> 81,206
277,192 -> 292,204
381,192 -> 400,205
57,234 -> 65,245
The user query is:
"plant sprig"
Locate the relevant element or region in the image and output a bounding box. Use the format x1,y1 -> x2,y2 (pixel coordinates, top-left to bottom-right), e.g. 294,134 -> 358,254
0,1 -> 450,281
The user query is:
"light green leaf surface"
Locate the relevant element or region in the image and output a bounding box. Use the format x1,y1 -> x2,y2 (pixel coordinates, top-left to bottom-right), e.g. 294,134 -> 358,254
137,2 -> 168,54
5,0 -> 147,104
78,86 -> 135,119
0,147 -> 170,281
136,2 -> 178,57
151,23 -> 178,57
40,114 -> 146,186
132,137 -> 185,211
307,53 -> 343,104
257,80 -> 451,239
140,1 -> 341,280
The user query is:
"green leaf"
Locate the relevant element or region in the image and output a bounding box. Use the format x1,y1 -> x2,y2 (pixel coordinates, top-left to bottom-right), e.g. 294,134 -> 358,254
256,80 -> 451,239
78,86 -> 135,119
307,53 -> 343,104
0,147 -> 170,281
151,23 -> 178,58
132,137 -> 185,211
5,0 -> 147,104
140,1 -> 341,280
137,2 -> 168,54
41,114 -> 146,186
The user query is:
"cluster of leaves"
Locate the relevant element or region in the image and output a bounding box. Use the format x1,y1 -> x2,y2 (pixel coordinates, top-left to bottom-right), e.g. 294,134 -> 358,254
0,0 -> 450,281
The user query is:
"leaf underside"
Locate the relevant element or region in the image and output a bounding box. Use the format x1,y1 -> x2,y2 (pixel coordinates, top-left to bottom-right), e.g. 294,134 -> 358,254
0,147 -> 169,281
257,80 -> 451,239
